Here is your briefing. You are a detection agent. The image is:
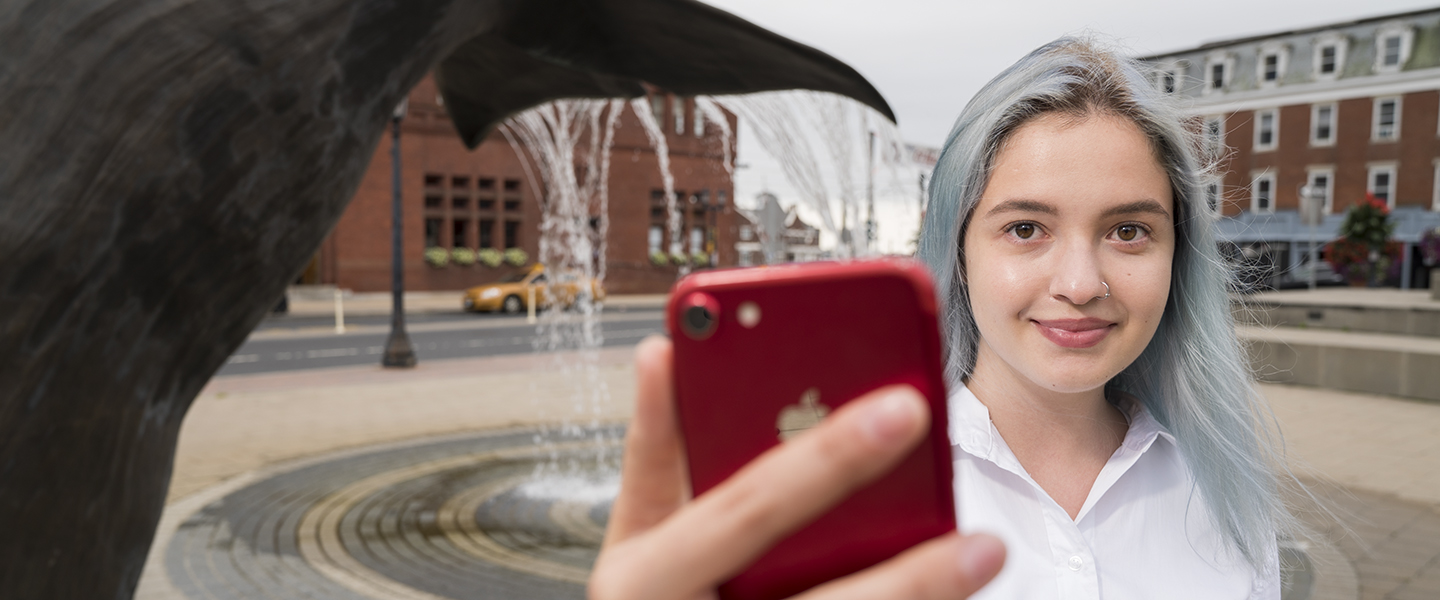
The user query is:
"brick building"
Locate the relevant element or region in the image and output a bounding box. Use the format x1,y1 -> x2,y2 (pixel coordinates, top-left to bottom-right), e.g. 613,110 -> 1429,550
303,75 -> 741,294
1140,7 -> 1440,288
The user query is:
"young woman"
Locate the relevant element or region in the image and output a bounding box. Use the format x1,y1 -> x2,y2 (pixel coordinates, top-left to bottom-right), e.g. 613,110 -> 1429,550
590,38 -> 1292,600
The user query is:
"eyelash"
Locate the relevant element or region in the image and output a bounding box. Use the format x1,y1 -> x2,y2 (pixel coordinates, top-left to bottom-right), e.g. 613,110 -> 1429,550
1002,221 -> 1153,247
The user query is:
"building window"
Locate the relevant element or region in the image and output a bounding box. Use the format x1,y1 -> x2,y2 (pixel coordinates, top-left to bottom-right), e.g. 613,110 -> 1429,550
1433,161 -> 1440,211
503,220 -> 520,249
1203,116 -> 1225,157
1252,172 -> 1275,213
648,225 -> 663,254
673,96 -> 685,135
693,106 -> 705,136
1263,54 -> 1278,82
1368,164 -> 1396,208
425,194 -> 443,209
1306,167 -> 1335,214
1375,27 -> 1411,72
689,226 -> 703,254
1255,109 -> 1278,151
452,219 -> 468,249
1313,36 -> 1346,79
649,94 -> 665,126
479,219 -> 494,248
1374,97 -> 1400,141
424,218 -> 442,248
1205,178 -> 1223,215
1154,68 -> 1178,94
1311,103 -> 1336,146
1208,61 -> 1226,91
1319,45 -> 1337,75
739,224 -> 754,241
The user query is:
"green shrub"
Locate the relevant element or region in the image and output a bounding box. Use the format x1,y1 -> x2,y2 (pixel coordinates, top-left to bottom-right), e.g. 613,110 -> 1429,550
451,247 -> 477,266
478,248 -> 503,268
650,251 -> 669,266
670,252 -> 688,266
503,248 -> 529,267
423,247 -> 449,267
691,251 -> 709,266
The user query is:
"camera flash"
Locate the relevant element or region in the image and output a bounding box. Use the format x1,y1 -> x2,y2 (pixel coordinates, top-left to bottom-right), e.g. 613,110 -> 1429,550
737,302 -> 761,328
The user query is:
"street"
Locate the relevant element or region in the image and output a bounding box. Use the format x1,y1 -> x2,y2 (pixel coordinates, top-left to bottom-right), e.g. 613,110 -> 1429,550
221,307 -> 666,376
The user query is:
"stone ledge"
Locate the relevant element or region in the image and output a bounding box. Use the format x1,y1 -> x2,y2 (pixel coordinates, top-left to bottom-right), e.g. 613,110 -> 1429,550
1240,326 -> 1440,402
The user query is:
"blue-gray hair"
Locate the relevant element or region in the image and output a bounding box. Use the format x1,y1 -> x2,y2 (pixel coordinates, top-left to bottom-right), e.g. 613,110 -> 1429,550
918,37 -> 1291,570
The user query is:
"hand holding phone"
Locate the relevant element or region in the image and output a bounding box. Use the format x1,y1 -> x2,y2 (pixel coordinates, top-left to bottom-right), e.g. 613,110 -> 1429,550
666,259 -> 962,599
589,336 -> 1006,600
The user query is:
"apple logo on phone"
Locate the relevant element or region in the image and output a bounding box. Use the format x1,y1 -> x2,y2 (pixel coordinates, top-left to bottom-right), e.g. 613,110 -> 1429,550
777,388 -> 830,442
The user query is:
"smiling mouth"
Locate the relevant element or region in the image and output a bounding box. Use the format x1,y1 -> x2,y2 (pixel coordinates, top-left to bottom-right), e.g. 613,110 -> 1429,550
1032,318 -> 1117,349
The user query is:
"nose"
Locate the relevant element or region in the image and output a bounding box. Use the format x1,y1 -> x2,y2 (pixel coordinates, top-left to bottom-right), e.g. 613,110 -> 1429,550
1048,242 -> 1108,305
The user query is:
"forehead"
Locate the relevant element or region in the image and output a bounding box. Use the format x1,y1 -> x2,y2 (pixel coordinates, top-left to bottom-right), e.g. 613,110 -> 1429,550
974,113 -> 1173,221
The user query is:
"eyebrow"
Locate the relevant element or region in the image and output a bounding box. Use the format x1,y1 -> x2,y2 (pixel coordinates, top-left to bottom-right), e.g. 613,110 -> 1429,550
982,198 -> 1171,220
983,199 -> 1057,217
1099,199 -> 1171,220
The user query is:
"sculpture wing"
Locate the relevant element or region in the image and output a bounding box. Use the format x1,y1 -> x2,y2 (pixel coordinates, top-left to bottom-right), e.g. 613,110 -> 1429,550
437,0 -> 894,148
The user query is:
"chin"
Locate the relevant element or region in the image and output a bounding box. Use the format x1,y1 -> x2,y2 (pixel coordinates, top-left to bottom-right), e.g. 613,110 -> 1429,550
1022,360 -> 1125,394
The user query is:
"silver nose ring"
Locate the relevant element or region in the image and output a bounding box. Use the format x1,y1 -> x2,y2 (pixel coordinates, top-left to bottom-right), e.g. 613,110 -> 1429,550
1094,281 -> 1110,301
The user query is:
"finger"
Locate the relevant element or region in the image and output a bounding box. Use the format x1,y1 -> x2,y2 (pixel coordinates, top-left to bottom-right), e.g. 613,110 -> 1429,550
604,335 -> 687,547
793,533 -> 1006,600
625,385 -> 930,598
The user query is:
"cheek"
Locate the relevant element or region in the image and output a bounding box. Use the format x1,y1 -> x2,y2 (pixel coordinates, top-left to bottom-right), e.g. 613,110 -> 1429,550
963,244 -> 1041,326
1116,257 -> 1172,327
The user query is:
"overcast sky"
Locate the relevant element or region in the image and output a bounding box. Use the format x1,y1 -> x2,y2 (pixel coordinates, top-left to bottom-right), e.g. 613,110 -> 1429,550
697,0 -> 1438,253
706,0 -> 1439,147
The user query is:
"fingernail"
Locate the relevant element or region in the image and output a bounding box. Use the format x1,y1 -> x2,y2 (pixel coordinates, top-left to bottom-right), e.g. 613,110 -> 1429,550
957,534 -> 1005,583
860,388 -> 923,446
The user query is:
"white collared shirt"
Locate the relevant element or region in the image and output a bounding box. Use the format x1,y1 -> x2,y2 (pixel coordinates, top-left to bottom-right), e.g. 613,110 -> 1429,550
949,384 -> 1278,600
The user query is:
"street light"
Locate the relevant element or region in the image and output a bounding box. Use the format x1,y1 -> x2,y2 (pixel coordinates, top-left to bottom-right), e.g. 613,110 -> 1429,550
382,99 -> 417,368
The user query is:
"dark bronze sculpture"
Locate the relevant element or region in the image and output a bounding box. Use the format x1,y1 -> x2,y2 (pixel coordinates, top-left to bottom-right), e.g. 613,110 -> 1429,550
0,0 -> 893,597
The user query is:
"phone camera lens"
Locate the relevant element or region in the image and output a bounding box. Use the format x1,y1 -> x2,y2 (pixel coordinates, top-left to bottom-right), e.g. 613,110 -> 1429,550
682,305 -> 716,339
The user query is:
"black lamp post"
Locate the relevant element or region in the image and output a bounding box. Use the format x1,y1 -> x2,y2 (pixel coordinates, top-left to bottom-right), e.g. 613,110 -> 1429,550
383,99 -> 417,368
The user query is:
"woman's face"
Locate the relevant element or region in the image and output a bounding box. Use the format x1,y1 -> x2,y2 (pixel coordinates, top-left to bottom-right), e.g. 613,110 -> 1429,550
963,112 -> 1174,394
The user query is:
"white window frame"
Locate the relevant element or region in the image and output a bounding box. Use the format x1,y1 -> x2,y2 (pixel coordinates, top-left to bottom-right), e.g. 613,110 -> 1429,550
648,224 -> 664,254
1251,171 -> 1276,214
1375,23 -> 1413,73
1203,176 -> 1224,216
649,94 -> 665,126
1204,52 -> 1231,95
1313,34 -> 1347,80
672,96 -> 685,135
1310,103 -> 1337,146
1203,115 -> 1226,159
1433,159 -> 1440,211
1258,43 -> 1288,87
693,105 -> 705,137
1373,96 -> 1402,142
1306,166 -> 1336,215
1368,162 -> 1398,209
1254,108 -> 1279,152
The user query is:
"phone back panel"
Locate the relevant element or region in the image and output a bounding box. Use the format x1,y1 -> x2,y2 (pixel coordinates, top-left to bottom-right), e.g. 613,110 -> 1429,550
667,259 -> 954,600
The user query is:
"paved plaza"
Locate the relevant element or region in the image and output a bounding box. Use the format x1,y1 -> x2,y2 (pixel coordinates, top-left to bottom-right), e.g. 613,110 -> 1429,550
136,341 -> 1440,600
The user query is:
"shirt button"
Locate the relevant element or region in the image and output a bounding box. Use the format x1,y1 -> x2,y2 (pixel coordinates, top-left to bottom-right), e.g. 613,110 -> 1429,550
1068,556 -> 1084,571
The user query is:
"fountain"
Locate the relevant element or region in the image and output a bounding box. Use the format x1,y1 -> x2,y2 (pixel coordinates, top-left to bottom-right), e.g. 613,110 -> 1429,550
1,0 -> 901,595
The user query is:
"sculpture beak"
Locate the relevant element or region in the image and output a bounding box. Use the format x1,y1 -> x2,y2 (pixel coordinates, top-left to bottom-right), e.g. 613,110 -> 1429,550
436,0 -> 895,148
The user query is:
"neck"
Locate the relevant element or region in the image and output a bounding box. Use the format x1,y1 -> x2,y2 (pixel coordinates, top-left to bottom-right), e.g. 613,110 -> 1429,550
965,340 -> 1127,458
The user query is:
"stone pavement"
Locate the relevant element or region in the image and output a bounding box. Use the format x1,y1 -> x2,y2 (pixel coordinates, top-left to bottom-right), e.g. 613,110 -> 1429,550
138,347 -> 1440,600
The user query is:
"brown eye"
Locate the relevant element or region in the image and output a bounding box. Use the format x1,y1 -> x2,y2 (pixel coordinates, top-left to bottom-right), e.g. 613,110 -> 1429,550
1012,223 -> 1036,239
1116,225 -> 1139,241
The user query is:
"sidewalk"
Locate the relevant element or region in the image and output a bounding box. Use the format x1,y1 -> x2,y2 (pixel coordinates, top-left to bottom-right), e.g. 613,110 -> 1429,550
280,290 -> 668,318
158,351 -> 1440,599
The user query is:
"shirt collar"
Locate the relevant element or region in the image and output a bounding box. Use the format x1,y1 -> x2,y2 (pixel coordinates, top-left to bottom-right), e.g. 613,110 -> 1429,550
947,383 -> 1177,473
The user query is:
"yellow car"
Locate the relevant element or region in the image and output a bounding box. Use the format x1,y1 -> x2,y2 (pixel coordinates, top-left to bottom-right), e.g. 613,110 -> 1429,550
462,265 -> 606,313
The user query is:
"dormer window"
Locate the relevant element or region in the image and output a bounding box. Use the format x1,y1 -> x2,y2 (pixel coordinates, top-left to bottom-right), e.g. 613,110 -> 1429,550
1313,35 -> 1347,80
1262,54 -> 1279,82
1257,45 -> 1287,87
1320,46 -> 1336,73
1374,24 -> 1412,73
1209,62 -> 1226,90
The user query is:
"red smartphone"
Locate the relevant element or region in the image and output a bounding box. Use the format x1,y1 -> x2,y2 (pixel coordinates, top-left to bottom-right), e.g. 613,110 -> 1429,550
667,258 -> 954,600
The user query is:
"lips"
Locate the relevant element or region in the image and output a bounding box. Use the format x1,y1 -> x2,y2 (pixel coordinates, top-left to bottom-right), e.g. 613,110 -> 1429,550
1032,318 -> 1116,349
